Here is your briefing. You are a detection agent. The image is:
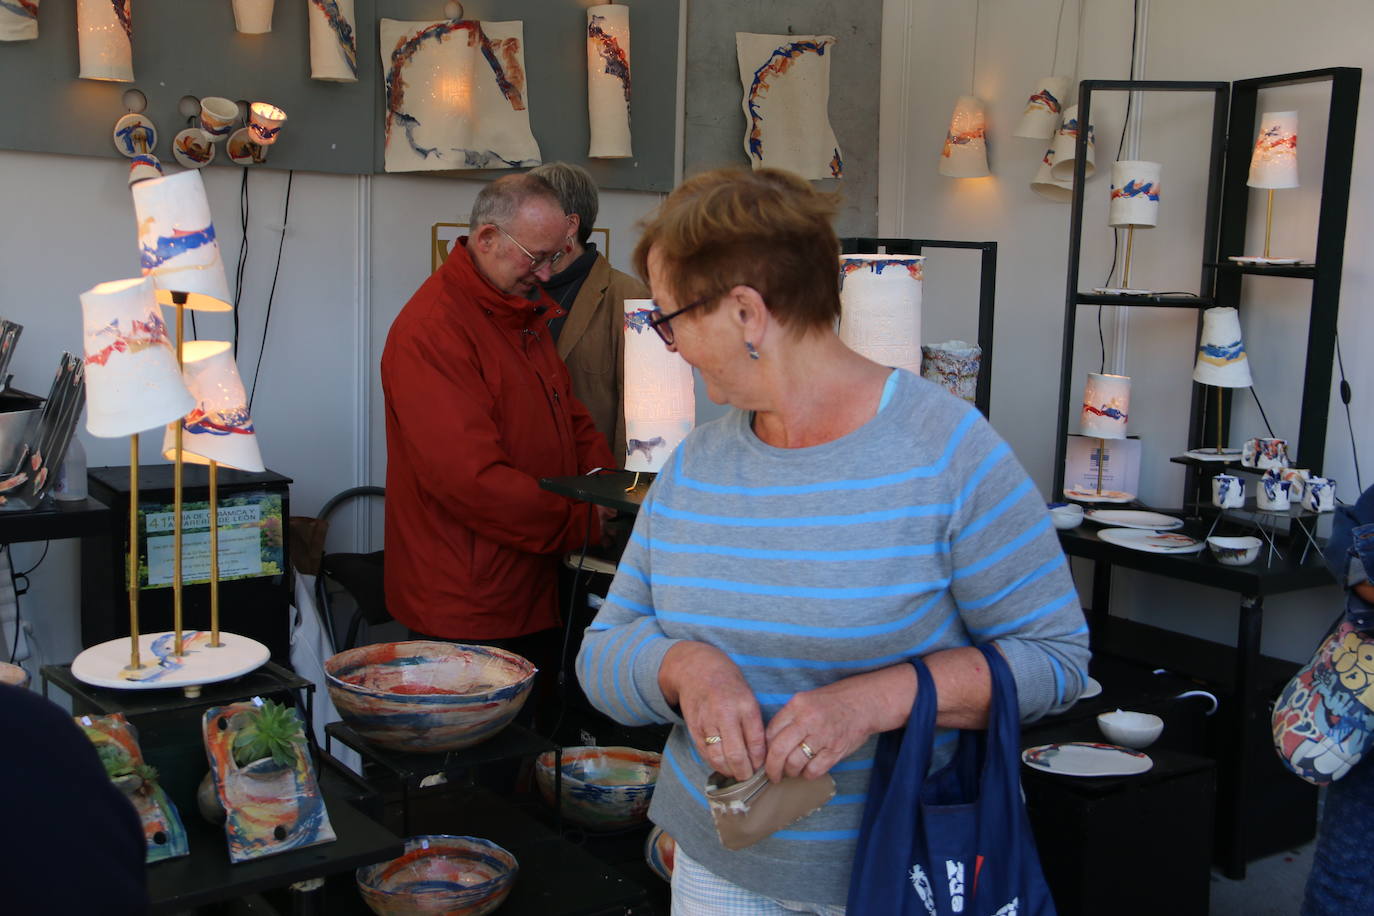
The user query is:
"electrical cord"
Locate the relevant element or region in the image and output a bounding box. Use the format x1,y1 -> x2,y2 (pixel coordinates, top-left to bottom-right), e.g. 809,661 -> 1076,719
249,169 -> 293,410
8,541 -> 47,664
233,168 -> 251,359
1098,0 -> 1142,372
1336,333 -> 1363,492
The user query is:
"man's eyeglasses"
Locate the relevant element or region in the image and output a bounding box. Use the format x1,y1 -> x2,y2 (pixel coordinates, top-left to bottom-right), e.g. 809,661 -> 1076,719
646,296 -> 711,346
495,224 -> 565,272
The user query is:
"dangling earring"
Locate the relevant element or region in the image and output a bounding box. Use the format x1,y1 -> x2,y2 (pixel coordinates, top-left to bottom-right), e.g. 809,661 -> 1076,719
745,341 -> 761,360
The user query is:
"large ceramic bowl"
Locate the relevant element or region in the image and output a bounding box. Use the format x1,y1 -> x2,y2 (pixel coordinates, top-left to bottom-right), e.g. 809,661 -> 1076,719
357,835 -> 517,916
535,746 -> 661,831
644,825 -> 677,883
324,641 -> 536,753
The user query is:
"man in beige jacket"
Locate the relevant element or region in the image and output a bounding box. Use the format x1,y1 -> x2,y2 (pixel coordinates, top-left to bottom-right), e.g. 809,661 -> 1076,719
530,162 -> 650,465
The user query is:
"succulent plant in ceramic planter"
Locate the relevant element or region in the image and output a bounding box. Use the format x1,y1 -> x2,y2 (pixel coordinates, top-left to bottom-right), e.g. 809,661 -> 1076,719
231,699 -> 306,769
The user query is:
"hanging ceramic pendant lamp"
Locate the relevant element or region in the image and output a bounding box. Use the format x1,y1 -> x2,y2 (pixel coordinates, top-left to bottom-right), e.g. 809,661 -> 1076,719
939,0 -> 989,179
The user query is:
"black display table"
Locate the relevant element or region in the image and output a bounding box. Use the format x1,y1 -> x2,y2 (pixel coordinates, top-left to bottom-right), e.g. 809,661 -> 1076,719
1058,520 -> 1333,878
326,721 -> 560,835
540,471 -> 650,515
147,786 -> 402,916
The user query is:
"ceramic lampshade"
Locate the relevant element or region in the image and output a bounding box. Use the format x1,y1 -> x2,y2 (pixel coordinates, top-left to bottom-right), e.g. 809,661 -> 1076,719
1248,110 -> 1298,189
1192,307 -> 1253,388
1049,105 -> 1094,180
587,4 -> 631,159
939,96 -> 989,178
0,0 -> 39,41
1080,373 -> 1130,439
1013,76 -> 1070,139
131,170 -> 232,312
379,17 -> 542,172
127,153 -> 163,185
1030,144 -> 1073,201
736,32 -> 842,180
838,255 -> 924,374
161,342 -> 263,472
247,102 -> 287,145
81,277 -> 194,438
308,0 -> 358,82
232,0 -> 273,33
1109,160 -> 1161,227
623,299 -> 694,473
77,0 -> 133,82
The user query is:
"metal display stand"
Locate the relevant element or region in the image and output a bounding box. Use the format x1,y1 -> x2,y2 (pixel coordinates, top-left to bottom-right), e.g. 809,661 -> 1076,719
840,236 -> 998,417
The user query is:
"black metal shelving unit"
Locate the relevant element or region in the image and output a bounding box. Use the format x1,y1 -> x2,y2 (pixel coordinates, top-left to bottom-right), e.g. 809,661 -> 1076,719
839,236 -> 997,418
1051,79 -> 1231,500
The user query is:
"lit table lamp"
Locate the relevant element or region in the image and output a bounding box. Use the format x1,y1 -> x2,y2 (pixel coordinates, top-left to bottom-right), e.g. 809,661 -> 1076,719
1067,372 -> 1133,502
838,254 -> 925,374
587,3 -> 632,158
1231,111 -> 1299,265
939,95 -> 990,178
623,299 -> 694,476
130,170 -> 232,663
160,343 -> 264,653
72,279 -> 268,691
1096,160 -> 1161,294
1187,306 -> 1253,462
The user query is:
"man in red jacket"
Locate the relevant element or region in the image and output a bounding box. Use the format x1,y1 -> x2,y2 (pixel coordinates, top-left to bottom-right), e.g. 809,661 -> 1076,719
381,174 -> 615,705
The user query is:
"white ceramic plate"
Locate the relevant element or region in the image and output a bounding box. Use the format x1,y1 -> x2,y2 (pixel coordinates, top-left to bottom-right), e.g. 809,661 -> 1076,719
1078,676 -> 1103,700
1090,287 -> 1154,296
1184,448 -> 1243,463
1228,256 -> 1303,265
1063,488 -> 1135,504
1097,528 -> 1205,554
1022,742 -> 1153,777
1084,509 -> 1184,530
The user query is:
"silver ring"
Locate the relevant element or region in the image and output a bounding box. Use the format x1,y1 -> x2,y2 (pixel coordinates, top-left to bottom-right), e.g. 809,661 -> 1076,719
704,735 -> 722,745
799,741 -> 816,759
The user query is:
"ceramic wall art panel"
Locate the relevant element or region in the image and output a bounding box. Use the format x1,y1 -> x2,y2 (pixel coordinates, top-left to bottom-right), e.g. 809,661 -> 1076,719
623,299 -> 693,473
838,255 -> 924,374
380,17 -> 541,173
1108,160 -> 1161,228
77,0 -> 132,81
80,276 -> 193,439
0,0 -> 39,41
308,0 -> 358,82
587,4 -> 631,158
161,342 -> 265,472
736,32 -> 841,180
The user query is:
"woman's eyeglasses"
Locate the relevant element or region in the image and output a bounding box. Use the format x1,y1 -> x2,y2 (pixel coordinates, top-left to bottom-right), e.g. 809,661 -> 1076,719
646,296 -> 710,345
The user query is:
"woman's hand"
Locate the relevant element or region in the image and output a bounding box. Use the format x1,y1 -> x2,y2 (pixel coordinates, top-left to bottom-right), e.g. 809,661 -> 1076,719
659,641 -> 765,782
763,664 -> 916,782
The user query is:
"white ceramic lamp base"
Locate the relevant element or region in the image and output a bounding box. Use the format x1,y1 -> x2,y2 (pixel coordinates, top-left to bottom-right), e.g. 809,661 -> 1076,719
1063,488 -> 1136,504
72,631 -> 270,693
1185,447 -> 1243,462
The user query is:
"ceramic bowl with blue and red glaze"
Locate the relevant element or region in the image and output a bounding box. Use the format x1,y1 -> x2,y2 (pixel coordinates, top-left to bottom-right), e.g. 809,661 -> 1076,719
357,835 -> 517,916
324,641 -> 536,753
535,745 -> 662,831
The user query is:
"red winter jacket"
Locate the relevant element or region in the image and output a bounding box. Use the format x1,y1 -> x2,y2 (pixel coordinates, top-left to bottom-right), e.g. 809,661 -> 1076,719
381,238 -> 615,640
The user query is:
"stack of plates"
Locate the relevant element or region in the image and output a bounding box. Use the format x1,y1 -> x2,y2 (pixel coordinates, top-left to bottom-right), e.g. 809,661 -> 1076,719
1085,510 -> 1204,555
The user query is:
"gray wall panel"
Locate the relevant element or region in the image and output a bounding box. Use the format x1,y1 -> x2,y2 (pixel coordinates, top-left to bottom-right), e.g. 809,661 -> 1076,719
684,0 -> 882,235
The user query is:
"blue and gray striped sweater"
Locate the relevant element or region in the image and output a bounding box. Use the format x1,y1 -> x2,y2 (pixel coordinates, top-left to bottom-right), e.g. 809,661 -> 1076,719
576,370 -> 1089,905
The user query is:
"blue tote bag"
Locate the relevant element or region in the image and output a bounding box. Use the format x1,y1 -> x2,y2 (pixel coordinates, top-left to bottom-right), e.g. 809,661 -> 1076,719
846,644 -> 1056,916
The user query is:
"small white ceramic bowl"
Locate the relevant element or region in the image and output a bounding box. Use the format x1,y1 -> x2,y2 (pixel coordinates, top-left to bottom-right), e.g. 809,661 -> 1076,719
1047,502 -> 1084,530
1097,709 -> 1164,749
1207,535 -> 1262,567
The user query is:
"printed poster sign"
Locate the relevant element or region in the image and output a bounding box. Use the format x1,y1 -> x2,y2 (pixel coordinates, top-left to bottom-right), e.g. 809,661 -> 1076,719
136,490 -> 284,589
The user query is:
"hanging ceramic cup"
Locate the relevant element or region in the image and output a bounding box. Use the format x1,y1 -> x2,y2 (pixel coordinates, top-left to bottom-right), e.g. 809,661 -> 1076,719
1212,474 -> 1244,509
1257,469 -> 1291,511
199,97 -> 238,141
1304,477 -> 1336,513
